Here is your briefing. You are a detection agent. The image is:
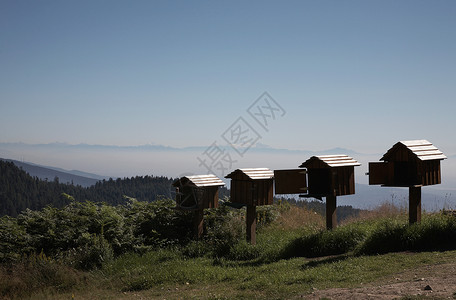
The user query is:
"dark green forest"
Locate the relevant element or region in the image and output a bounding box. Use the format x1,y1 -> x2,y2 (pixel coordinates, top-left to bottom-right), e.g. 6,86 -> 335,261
0,160 -> 361,221
0,160 -> 228,217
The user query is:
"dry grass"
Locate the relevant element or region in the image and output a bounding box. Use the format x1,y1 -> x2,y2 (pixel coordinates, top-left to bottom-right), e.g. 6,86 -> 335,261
0,259 -> 91,300
342,202 -> 407,225
272,205 -> 325,231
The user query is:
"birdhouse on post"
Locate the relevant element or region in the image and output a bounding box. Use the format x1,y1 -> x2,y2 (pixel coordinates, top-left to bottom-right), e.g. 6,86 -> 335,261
368,140 -> 446,224
225,168 -> 274,244
173,174 -> 225,238
275,155 -> 360,230
299,155 -> 360,229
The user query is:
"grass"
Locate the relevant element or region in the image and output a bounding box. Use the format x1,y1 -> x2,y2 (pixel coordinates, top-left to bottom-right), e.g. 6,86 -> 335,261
3,203 -> 456,299
93,250 -> 456,299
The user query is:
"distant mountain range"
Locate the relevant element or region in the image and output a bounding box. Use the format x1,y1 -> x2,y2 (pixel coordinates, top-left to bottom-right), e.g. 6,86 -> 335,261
0,141 -> 365,155
0,158 -> 109,187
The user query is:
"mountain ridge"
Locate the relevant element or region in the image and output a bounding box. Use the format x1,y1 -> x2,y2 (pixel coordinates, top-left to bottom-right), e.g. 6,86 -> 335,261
0,158 -> 107,187
0,141 -> 366,155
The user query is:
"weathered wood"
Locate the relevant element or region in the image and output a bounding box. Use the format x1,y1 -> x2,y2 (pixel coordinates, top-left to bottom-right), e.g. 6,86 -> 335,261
300,155 -> 359,199
381,140 -> 446,162
274,169 -> 307,194
369,162 -> 389,185
409,186 -> 422,224
246,205 -> 256,245
226,168 -> 273,206
326,195 -> 337,230
173,175 -> 224,209
225,168 -> 274,180
300,155 -> 360,168
371,140 -> 446,187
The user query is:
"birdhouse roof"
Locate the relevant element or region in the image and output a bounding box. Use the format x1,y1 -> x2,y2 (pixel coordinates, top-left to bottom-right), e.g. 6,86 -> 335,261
299,154 -> 361,168
381,140 -> 447,161
225,168 -> 274,180
173,174 -> 225,187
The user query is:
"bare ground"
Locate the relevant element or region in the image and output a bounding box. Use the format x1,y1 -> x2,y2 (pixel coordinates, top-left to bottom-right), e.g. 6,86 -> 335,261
300,263 -> 456,299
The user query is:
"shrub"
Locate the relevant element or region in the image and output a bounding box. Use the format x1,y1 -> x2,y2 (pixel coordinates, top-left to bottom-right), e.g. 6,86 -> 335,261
403,214 -> 456,251
256,205 -> 280,229
64,234 -> 114,270
283,223 -> 367,258
355,213 -> 456,255
123,198 -> 194,248
2,199 -> 196,267
354,219 -> 406,255
0,215 -> 32,263
203,205 -> 244,257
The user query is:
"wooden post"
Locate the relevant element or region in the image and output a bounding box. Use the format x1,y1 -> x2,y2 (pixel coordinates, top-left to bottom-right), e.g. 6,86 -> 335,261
246,205 -> 256,245
326,195 -> 337,230
194,209 -> 204,239
409,186 -> 422,224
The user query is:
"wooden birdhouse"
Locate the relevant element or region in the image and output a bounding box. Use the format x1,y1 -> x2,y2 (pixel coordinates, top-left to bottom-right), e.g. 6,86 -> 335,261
274,155 -> 360,230
368,140 -> 446,224
225,168 -> 274,244
299,155 -> 360,198
369,140 -> 446,187
300,155 -> 360,229
173,174 -> 224,210
225,168 -> 274,206
172,174 -> 225,238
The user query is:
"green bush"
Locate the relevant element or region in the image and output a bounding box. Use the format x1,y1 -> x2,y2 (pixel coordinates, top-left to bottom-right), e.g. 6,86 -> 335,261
0,216 -> 32,263
202,205 -> 244,258
181,204 -> 279,260
354,219 -> 406,255
355,214 -> 456,255
5,198 -> 456,271
0,199 -> 195,268
64,234 -> 114,270
283,223 -> 367,258
404,214 -> 456,251
256,205 -> 280,229
122,198 -> 194,248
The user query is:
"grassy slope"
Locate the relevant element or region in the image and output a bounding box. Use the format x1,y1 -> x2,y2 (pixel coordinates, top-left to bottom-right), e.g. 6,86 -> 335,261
23,244 -> 456,300
4,204 -> 456,300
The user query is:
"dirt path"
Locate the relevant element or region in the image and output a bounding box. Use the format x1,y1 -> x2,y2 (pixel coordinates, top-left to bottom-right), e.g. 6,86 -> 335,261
301,263 -> 456,299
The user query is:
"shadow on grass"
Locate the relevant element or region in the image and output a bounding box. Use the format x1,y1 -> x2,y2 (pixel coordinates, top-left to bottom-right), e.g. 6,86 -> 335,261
300,254 -> 349,270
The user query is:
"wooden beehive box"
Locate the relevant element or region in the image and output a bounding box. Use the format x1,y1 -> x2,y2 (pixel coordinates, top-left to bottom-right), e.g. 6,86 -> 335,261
369,140 -> 446,187
274,169 -> 308,194
225,168 -> 274,206
299,155 -> 360,197
173,174 -> 225,209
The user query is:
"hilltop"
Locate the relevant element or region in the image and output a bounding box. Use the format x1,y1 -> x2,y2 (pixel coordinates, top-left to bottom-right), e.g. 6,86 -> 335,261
0,158 -> 105,187
0,160 -> 183,216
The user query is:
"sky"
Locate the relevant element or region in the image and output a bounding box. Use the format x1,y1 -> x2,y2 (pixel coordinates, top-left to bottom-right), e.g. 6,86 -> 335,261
1,0 -> 456,157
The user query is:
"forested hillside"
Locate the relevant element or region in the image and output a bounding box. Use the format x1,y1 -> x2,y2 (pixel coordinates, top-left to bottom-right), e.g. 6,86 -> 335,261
0,160 -> 231,216
1,160 -> 358,220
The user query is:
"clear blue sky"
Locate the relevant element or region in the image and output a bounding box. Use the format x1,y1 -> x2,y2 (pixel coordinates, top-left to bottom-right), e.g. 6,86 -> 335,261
1,0 -> 455,154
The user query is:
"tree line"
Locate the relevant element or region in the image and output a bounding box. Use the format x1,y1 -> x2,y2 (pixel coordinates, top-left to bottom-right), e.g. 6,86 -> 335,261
1,160 -> 359,220
0,160 -> 228,217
